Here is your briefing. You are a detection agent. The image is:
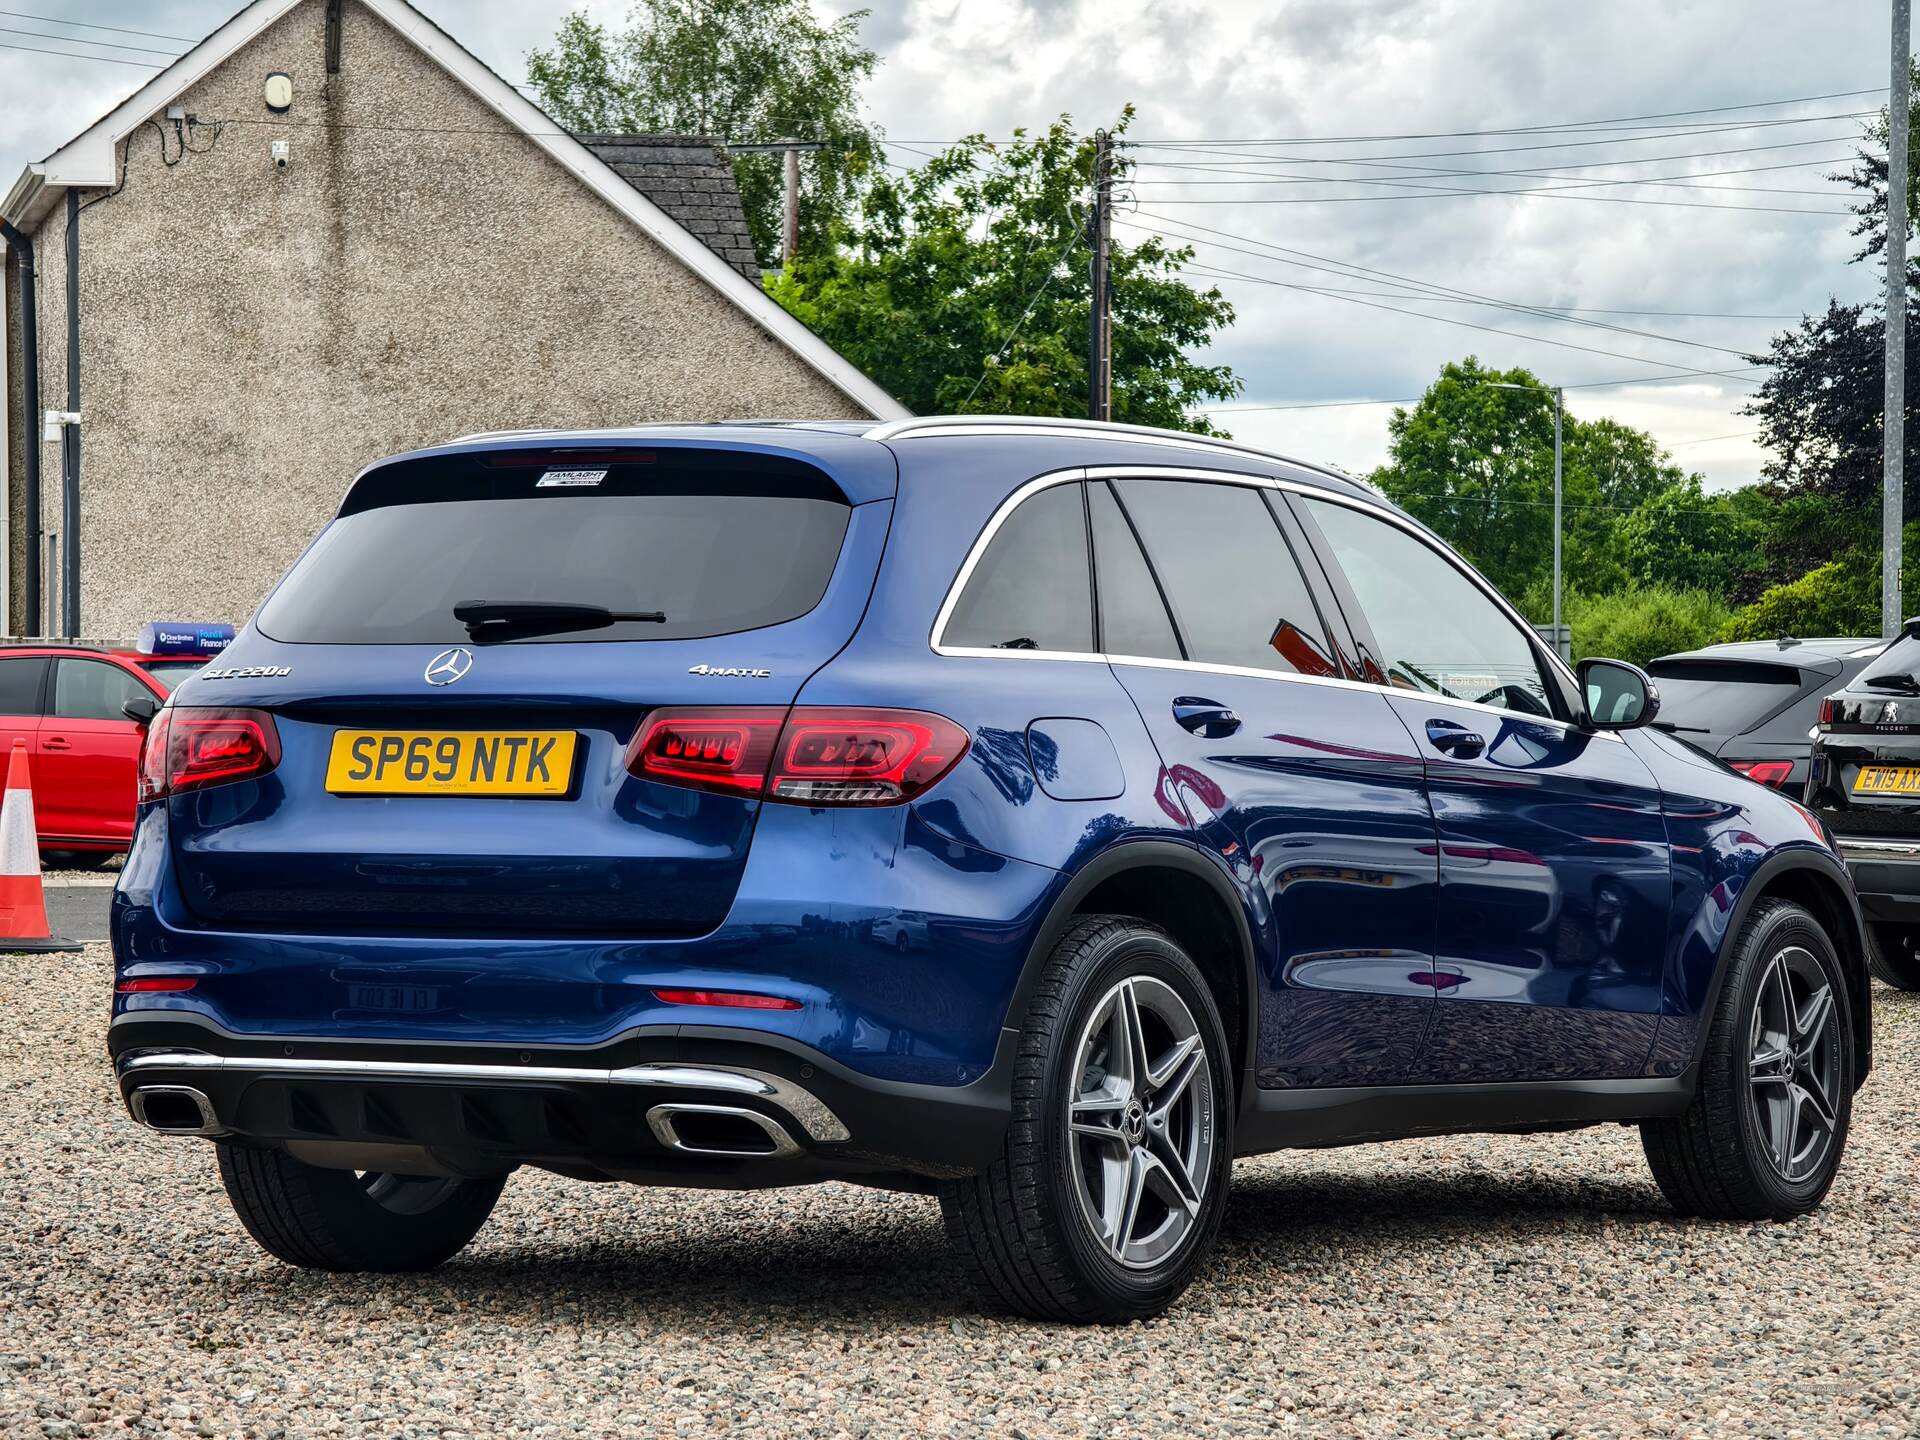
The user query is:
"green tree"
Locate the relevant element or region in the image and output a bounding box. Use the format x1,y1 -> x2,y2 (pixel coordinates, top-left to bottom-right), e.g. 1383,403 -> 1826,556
766,114 -> 1242,428
1369,359 -> 1689,599
1617,478 -> 1761,594
527,2 -> 881,268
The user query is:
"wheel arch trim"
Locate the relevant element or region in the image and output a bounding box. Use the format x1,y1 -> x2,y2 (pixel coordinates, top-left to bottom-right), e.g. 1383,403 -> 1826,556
1005,839 -> 1261,1111
1691,846 -> 1871,1081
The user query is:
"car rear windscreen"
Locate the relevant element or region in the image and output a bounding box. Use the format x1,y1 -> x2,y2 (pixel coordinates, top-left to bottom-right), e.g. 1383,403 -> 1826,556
258,481 -> 851,645
1645,659 -> 1804,735
1858,633 -> 1920,686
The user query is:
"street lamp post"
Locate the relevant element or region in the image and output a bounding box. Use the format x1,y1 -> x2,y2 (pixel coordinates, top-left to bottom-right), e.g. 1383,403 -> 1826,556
1487,380 -> 1565,660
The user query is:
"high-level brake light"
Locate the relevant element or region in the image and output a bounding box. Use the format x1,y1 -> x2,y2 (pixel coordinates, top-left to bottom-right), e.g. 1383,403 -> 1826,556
627,706 -> 969,806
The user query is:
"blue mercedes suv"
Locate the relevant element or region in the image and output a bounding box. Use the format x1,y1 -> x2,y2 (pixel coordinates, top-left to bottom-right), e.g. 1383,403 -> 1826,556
111,417 -> 1870,1322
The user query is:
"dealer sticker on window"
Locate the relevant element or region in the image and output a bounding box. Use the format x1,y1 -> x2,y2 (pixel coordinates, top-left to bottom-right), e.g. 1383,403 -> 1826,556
536,470 -> 608,488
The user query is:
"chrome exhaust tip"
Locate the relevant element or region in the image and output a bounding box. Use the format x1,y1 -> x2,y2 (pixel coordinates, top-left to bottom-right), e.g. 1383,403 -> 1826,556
128,1085 -> 225,1136
646,1103 -> 800,1158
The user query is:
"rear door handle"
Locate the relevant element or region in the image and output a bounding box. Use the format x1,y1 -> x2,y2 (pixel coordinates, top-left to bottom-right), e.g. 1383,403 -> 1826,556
40,736 -> 71,752
1173,697 -> 1241,738
1425,719 -> 1484,759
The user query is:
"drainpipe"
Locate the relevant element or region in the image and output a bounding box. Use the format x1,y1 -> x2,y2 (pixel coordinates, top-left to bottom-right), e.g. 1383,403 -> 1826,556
0,216 -> 40,634
61,188 -> 77,640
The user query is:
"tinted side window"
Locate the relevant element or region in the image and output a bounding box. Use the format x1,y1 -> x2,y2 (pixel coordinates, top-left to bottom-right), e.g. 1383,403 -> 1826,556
1114,480 -> 1337,675
1302,497 -> 1554,715
53,660 -> 152,723
1089,481 -> 1181,660
0,657 -> 48,717
945,482 -> 1094,653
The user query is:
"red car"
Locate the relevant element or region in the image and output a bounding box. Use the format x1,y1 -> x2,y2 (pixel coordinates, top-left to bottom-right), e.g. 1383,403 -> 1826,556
0,646 -> 206,865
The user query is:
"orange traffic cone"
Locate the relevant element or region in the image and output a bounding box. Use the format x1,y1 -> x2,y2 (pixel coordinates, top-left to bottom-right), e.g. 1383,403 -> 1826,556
0,739 -> 79,952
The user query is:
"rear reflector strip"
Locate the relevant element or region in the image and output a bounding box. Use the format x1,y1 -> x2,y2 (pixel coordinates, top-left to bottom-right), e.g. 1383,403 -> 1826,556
653,988 -> 803,1011
116,977 -> 199,993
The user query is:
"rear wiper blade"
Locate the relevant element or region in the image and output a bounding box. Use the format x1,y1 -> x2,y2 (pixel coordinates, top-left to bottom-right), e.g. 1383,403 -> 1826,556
1651,721 -> 1712,734
1862,672 -> 1920,692
454,600 -> 667,637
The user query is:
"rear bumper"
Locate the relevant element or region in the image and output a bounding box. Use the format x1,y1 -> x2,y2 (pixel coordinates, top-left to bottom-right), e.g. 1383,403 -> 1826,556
1836,836 -> 1920,925
110,1013 -> 1015,1182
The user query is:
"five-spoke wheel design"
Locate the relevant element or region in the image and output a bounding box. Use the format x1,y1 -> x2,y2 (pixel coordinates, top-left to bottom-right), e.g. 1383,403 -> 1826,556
1746,945 -> 1843,1183
1067,975 -> 1216,1268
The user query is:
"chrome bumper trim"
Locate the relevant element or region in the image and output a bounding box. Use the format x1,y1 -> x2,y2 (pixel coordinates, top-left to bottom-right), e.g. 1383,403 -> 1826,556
1835,837 -> 1920,862
116,1052 -> 850,1143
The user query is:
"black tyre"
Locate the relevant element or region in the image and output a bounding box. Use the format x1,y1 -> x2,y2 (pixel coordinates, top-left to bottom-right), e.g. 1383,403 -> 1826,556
1867,922 -> 1920,990
939,915 -> 1233,1323
1641,899 -> 1854,1221
217,1143 -> 508,1271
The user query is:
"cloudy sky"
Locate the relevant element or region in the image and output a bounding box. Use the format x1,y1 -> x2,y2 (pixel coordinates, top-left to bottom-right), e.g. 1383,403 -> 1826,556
0,1 -> 1896,487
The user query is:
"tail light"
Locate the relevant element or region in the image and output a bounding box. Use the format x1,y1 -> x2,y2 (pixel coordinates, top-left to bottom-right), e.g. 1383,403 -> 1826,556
1817,698 -> 1835,729
139,707 -> 282,801
627,706 -> 969,806
1730,759 -> 1795,789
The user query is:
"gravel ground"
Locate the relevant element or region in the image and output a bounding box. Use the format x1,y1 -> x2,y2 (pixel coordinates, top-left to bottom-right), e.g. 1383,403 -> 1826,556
4,946 -> 1918,1439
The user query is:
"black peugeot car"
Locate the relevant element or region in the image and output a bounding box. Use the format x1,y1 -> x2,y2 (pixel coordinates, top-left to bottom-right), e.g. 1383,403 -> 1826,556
1807,620 -> 1920,991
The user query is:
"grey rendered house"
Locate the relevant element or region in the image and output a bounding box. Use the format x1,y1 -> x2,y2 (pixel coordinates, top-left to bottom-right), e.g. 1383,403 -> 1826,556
0,0 -> 904,640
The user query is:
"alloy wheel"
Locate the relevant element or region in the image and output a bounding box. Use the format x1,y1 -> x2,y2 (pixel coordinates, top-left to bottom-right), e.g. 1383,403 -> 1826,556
1746,945 -> 1843,1183
1067,976 -> 1217,1269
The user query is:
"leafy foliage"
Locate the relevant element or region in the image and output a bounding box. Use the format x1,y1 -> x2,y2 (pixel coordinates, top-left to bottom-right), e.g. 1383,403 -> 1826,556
766,113 -> 1242,428
527,1 -> 881,268
1560,587 -> 1735,668
1616,478 -> 1762,595
1720,524 -> 1920,642
1369,359 -> 1694,599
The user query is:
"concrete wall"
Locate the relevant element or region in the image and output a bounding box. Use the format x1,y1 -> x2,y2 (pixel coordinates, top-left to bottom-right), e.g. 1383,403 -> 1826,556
7,0 -> 867,638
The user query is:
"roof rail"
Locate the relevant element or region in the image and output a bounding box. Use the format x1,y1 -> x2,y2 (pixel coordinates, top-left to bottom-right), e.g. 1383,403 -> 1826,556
860,414 -> 1361,484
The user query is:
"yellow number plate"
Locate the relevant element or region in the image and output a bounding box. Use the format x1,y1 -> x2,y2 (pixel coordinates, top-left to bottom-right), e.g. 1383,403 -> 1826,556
325,730 -> 578,797
1853,765 -> 1920,795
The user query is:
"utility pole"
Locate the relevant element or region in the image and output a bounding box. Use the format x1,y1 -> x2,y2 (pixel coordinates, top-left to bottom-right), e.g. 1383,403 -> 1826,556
1887,0 -> 1911,638
782,142 -> 800,265
1088,129 -> 1113,422
1551,384 -> 1564,658
725,139 -> 824,271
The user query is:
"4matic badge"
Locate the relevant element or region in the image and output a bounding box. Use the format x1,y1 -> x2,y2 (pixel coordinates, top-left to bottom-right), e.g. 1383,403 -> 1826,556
688,664 -> 771,678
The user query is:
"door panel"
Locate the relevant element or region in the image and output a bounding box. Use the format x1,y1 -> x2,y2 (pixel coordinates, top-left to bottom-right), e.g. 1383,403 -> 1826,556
41,660 -> 153,845
1293,492 -> 1674,1083
1120,667 -> 1440,1087
1383,696 -> 1671,1080
1099,476 -> 1440,1089
0,657 -> 51,837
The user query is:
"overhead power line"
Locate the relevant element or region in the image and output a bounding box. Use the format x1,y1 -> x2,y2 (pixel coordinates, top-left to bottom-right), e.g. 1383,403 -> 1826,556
0,37 -> 161,66
1195,364 -> 1769,414
1123,88 -> 1883,147
0,23 -> 182,57
1126,112 -> 1880,167
1168,248 -> 1768,372
0,7 -> 194,45
1129,209 -> 1771,361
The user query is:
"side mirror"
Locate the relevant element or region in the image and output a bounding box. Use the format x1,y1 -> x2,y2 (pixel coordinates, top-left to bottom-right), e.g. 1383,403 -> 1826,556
122,694 -> 160,727
1578,658 -> 1659,731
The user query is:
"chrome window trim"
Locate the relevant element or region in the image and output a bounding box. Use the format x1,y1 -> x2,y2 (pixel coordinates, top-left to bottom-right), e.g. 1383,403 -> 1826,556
928,466 -> 1088,654
930,463 -> 1595,736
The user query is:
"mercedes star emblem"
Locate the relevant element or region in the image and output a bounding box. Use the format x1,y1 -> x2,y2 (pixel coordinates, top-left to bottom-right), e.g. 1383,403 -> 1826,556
424,647 -> 474,686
